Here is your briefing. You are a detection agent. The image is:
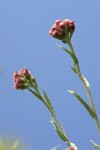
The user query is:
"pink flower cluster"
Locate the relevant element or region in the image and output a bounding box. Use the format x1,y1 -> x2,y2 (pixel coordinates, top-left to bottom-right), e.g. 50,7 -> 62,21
13,68 -> 31,90
67,143 -> 78,150
49,19 -> 75,43
68,147 -> 75,150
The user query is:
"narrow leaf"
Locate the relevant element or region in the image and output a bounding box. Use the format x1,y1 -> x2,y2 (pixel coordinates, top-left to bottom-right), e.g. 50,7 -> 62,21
28,88 -> 43,101
68,90 -> 97,119
90,140 -> 100,150
50,118 -> 69,143
55,44 -> 78,64
70,66 -> 77,74
28,88 -> 55,114
43,90 -> 55,114
82,74 -> 90,89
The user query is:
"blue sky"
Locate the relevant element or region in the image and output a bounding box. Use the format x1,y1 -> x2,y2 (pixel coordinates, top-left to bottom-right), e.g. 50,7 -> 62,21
0,0 -> 100,149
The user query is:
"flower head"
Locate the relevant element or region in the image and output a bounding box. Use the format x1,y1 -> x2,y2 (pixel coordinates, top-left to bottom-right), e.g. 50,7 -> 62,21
49,19 -> 75,43
67,143 -> 78,150
13,68 -> 34,90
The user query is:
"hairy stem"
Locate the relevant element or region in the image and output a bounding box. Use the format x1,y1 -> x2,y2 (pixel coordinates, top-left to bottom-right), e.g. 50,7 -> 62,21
28,85 -> 70,146
68,40 -> 100,135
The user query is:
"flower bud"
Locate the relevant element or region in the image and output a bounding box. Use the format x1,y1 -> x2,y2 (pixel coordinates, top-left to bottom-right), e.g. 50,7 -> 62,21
49,19 -> 75,43
13,68 -> 33,90
52,30 -> 60,37
19,68 -> 30,76
64,19 -> 69,25
67,143 -> 78,150
68,20 -> 75,31
51,24 -> 59,31
59,21 -> 66,29
55,19 -> 62,25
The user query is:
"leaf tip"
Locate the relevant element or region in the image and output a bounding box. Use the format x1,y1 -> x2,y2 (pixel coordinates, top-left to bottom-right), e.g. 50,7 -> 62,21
68,90 -> 74,94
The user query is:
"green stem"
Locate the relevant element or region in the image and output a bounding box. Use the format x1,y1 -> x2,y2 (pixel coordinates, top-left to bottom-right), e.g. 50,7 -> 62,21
68,40 -> 100,135
28,88 -> 50,110
53,112 -> 68,137
67,40 -> 75,55
28,86 -> 70,146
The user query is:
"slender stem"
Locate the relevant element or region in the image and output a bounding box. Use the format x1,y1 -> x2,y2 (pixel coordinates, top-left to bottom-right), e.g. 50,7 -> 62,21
68,40 -> 100,135
28,85 -> 70,145
31,83 -> 66,134
53,112 -> 68,136
67,40 -> 75,55
28,87 -> 54,117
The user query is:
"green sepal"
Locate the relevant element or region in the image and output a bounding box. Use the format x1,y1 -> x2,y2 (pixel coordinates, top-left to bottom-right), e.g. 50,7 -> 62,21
68,90 -> 98,119
55,44 -> 78,64
50,118 -> 69,143
90,140 -> 100,150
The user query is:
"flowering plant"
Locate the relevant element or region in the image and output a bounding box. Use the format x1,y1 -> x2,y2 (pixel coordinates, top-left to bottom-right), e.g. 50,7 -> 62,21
13,19 -> 100,150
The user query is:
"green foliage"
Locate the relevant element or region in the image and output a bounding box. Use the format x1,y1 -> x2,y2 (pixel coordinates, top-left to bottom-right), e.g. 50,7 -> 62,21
50,118 -> 70,144
55,44 -> 78,64
43,90 -> 55,115
68,90 -> 98,119
90,140 -> 100,150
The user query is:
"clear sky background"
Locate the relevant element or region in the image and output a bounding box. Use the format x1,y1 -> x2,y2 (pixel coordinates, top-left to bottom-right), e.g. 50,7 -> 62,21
0,0 -> 100,149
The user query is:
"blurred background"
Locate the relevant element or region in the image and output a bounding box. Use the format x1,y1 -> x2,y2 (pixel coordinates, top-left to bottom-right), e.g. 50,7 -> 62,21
0,0 -> 100,149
